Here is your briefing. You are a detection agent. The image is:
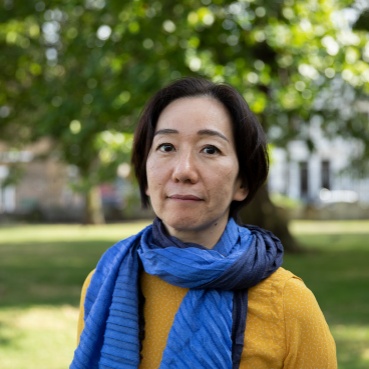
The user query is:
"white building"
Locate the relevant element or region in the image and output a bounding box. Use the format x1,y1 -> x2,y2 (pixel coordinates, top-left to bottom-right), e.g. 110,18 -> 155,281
268,123 -> 369,207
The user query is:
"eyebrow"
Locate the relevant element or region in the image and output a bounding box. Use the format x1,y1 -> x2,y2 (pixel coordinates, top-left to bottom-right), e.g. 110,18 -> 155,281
154,128 -> 229,142
198,129 -> 229,142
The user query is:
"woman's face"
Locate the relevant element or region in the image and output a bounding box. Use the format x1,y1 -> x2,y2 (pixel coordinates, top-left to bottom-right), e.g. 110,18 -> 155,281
145,96 -> 248,248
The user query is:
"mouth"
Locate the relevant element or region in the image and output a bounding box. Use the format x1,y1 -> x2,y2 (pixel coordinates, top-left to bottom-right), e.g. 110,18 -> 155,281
168,194 -> 203,201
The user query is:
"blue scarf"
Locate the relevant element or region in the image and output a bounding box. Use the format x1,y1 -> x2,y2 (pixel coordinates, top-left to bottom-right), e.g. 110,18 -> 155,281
70,218 -> 283,369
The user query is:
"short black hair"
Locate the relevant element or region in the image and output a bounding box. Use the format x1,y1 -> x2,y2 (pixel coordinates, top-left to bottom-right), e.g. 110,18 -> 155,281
131,76 -> 269,219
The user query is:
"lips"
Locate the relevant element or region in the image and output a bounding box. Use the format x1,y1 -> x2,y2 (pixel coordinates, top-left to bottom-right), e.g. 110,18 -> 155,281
168,194 -> 202,201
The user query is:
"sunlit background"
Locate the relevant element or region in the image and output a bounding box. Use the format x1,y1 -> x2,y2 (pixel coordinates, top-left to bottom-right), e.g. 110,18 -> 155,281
0,0 -> 368,368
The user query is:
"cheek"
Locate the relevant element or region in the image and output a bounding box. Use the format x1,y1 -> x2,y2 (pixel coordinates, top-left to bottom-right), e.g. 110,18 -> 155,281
217,165 -> 239,187
145,166 -> 164,196
145,156 -> 156,187
209,174 -> 233,196
145,164 -> 153,197
212,169 -> 242,199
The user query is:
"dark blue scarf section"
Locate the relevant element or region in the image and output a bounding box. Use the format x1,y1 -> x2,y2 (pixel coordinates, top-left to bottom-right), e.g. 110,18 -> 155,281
70,218 -> 283,369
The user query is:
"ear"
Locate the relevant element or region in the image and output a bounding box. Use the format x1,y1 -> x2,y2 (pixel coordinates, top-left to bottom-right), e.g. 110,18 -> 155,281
233,180 -> 248,202
145,187 -> 150,196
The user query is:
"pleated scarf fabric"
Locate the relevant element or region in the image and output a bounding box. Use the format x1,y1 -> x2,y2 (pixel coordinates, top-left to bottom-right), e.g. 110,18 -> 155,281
70,218 -> 283,369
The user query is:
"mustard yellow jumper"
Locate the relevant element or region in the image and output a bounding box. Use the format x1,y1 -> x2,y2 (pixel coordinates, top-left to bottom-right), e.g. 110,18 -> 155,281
77,267 -> 337,369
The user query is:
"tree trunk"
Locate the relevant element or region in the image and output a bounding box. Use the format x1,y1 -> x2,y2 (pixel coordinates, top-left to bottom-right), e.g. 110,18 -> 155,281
239,185 -> 302,253
84,185 -> 105,224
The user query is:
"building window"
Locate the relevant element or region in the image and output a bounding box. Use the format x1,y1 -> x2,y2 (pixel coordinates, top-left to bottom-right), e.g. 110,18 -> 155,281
299,161 -> 309,199
0,165 -> 16,213
321,160 -> 331,190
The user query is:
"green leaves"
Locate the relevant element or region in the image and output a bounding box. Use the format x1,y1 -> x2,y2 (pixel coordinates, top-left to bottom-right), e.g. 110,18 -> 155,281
1,0 -> 369,181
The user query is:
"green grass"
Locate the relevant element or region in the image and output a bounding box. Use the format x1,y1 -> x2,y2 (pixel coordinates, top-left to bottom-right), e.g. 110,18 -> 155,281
0,219 -> 368,368
0,221 -> 151,369
286,220 -> 369,369
0,305 -> 78,369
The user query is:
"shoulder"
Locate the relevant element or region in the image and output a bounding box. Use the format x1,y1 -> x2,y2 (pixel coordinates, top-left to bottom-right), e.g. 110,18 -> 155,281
282,271 -> 322,321
97,233 -> 142,271
265,268 -> 328,325
83,227 -> 151,316
279,274 -> 337,367
243,268 -> 297,364
85,237 -> 132,297
247,267 -> 298,327
91,226 -> 150,284
82,269 -> 95,296
245,268 -> 336,367
247,267 -> 325,338
249,267 -> 323,320
248,267 -> 299,301
263,266 -> 298,286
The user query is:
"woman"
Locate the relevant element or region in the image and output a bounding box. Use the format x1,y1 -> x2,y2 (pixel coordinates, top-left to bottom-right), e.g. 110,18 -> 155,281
70,77 -> 337,369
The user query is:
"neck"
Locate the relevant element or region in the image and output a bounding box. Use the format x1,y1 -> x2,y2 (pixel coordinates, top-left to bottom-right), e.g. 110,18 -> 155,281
162,219 -> 230,249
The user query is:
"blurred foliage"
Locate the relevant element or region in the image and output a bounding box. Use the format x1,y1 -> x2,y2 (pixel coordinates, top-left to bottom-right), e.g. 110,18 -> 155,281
270,192 -> 302,210
1,0 -> 369,195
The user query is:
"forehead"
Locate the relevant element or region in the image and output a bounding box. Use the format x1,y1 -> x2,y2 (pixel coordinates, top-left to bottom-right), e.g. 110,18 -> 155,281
155,96 -> 233,134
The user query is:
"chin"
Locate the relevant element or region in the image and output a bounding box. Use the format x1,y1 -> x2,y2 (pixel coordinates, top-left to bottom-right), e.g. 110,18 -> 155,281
166,217 -> 219,235
163,217 -> 199,232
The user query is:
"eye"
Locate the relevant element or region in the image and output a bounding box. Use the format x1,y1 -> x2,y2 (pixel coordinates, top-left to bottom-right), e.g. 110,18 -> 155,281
202,145 -> 220,155
158,143 -> 175,152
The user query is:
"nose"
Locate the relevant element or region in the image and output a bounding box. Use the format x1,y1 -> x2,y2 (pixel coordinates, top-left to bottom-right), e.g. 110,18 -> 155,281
172,151 -> 199,183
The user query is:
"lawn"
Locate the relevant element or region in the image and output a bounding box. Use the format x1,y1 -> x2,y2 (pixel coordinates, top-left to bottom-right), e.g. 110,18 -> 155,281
286,220 -> 369,369
0,219 -> 368,368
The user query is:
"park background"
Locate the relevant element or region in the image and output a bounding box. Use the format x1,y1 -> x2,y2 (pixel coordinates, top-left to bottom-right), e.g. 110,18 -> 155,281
1,0 -> 369,368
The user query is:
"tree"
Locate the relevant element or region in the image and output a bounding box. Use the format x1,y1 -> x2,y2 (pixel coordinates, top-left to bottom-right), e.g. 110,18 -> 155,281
1,1 -> 368,247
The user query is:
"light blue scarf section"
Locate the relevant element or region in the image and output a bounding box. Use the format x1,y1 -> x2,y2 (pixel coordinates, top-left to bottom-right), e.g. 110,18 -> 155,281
138,218 -> 251,368
70,218 -> 283,369
138,219 -> 250,288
